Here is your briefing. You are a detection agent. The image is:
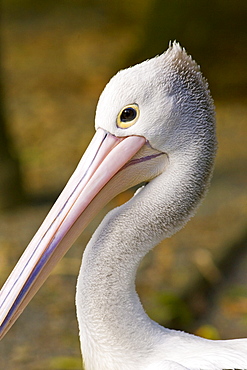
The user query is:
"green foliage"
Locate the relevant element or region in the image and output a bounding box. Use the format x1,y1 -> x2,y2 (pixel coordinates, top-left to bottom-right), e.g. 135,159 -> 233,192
148,291 -> 193,327
48,356 -> 82,370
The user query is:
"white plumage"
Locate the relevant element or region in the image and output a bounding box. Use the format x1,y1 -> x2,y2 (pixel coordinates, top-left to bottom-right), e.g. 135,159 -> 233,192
0,42 -> 246,369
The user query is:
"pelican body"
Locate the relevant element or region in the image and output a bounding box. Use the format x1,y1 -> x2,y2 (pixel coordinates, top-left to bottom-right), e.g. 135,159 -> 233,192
0,42 -> 246,369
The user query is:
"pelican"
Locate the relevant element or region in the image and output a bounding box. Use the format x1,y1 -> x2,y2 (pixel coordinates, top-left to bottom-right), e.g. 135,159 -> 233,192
0,42 -> 246,369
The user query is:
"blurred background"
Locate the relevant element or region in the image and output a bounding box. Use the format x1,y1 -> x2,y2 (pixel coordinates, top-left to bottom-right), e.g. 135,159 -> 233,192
0,0 -> 246,369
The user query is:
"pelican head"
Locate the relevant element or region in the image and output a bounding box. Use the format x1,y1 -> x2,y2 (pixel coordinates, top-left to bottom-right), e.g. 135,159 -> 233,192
96,42 -> 215,156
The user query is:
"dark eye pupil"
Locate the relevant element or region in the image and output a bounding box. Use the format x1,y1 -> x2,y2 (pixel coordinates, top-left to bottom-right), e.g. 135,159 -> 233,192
120,108 -> 137,122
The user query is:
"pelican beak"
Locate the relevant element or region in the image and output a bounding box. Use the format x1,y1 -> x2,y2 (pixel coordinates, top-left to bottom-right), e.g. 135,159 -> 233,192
0,127 -> 165,339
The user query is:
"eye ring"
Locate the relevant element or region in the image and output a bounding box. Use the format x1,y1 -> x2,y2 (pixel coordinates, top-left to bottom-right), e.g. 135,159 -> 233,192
117,104 -> 140,129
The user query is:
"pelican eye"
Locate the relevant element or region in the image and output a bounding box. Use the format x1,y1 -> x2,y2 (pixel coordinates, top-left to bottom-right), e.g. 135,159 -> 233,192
117,104 -> 140,128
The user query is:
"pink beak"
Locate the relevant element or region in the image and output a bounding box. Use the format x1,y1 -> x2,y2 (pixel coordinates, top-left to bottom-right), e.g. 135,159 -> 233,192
0,127 -> 165,339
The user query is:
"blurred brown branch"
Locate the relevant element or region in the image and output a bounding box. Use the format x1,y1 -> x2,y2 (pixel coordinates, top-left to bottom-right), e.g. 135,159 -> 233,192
0,10 -> 24,209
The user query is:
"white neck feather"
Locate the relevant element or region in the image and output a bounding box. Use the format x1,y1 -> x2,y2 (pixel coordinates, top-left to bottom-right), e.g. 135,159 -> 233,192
76,138 -> 214,369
